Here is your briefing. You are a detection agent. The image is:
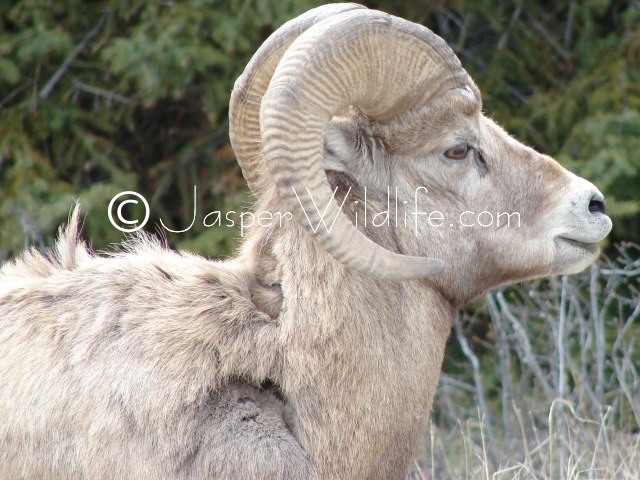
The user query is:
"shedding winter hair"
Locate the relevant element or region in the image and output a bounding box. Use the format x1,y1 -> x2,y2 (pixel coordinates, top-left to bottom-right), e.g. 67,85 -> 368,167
0,4 -> 611,479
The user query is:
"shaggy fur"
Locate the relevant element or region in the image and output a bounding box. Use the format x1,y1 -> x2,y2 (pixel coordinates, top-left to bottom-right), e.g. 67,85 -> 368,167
0,210 -> 317,479
1,183 -> 456,479
0,5 -> 611,479
0,165 -> 606,479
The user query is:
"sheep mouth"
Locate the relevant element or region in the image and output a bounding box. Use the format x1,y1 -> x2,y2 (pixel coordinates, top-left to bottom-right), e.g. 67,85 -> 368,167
556,237 -> 599,254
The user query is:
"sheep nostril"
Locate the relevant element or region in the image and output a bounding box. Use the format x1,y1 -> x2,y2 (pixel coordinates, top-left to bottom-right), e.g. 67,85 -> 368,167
588,197 -> 606,215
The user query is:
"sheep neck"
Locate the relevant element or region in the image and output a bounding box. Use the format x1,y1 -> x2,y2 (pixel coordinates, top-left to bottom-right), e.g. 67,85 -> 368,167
251,222 -> 455,479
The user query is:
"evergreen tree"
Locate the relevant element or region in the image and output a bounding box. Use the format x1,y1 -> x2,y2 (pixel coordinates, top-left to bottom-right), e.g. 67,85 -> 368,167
1,0 -> 637,260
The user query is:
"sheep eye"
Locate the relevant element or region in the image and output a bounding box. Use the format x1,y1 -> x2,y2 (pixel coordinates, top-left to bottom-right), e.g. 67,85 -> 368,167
444,144 -> 471,160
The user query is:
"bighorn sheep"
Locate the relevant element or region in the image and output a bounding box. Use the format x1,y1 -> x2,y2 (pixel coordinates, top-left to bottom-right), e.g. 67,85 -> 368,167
0,3 -> 612,479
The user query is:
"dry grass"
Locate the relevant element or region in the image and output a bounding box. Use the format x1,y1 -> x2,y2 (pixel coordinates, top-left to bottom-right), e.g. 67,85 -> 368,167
413,244 -> 640,479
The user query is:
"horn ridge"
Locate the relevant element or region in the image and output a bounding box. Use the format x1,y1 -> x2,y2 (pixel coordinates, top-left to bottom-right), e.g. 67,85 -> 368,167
260,8 -> 473,280
229,3 -> 367,196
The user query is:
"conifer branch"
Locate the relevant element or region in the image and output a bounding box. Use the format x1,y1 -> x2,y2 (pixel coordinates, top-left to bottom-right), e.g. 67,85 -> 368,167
40,13 -> 107,99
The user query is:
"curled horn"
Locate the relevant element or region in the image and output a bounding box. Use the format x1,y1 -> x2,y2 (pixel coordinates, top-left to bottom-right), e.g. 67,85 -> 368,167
260,8 -> 476,280
229,3 -> 366,196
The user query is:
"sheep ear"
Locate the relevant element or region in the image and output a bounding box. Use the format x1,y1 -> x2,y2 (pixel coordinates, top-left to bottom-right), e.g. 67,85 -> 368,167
323,118 -> 388,174
322,121 -> 355,174
260,9 -> 458,280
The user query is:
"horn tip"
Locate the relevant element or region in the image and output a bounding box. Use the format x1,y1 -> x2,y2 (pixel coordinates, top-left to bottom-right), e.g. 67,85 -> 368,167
413,257 -> 445,278
378,256 -> 445,281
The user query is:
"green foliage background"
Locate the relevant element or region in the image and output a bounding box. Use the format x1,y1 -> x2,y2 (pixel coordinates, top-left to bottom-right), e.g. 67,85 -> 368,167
1,3 -> 639,475
0,0 -> 638,261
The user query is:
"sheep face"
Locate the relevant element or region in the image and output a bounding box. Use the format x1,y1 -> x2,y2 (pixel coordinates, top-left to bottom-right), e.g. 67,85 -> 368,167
322,86 -> 611,302
230,3 -> 612,286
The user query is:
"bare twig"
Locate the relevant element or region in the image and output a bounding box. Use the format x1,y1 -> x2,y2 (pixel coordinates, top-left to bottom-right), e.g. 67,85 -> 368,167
487,293 -> 512,434
40,13 -> 107,99
428,245 -> 640,478
600,268 -> 640,276
0,83 -> 30,110
439,373 -> 475,393
454,315 -> 497,467
497,292 -> 556,398
527,12 -> 570,60
563,0 -> 575,50
71,78 -> 132,105
590,264 -> 605,405
558,276 -> 568,400
497,1 -> 524,51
